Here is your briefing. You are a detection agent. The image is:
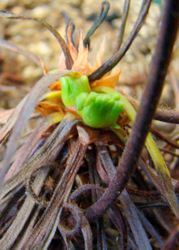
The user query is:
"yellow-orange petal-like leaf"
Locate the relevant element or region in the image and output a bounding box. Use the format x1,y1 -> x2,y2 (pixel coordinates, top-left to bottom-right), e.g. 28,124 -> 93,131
50,81 -> 61,90
47,112 -> 65,124
36,101 -> 64,117
91,70 -> 121,88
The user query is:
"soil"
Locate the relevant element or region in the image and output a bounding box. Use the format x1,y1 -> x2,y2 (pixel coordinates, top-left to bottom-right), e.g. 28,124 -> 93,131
0,0 -> 171,104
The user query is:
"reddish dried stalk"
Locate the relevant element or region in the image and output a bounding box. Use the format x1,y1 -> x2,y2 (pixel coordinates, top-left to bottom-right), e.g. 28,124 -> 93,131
86,0 -> 179,221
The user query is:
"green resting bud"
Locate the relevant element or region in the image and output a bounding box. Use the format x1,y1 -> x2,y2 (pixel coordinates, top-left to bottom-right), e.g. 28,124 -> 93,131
76,92 -> 123,128
60,74 -> 123,128
61,75 -> 91,107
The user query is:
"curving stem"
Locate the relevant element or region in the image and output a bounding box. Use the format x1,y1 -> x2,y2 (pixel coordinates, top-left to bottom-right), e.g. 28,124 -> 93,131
89,0 -> 152,81
86,0 -> 179,221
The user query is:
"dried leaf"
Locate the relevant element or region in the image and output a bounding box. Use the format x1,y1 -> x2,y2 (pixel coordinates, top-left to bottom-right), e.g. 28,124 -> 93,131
119,190 -> 152,249
4,117 -> 50,181
0,70 -> 70,189
81,215 -> 93,250
0,118 -> 77,201
0,170 -> 48,249
22,140 -> 86,249
0,109 -> 14,125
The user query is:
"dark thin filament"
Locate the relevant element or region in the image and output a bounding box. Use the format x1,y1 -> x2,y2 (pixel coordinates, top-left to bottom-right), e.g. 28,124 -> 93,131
114,0 -> 131,53
83,1 -> 110,47
88,0 -> 152,81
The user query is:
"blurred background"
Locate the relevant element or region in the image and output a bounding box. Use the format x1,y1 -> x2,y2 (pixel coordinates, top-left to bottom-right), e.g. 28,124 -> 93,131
0,0 -> 178,134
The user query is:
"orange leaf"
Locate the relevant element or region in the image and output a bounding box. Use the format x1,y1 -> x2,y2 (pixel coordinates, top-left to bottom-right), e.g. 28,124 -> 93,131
91,70 -> 121,88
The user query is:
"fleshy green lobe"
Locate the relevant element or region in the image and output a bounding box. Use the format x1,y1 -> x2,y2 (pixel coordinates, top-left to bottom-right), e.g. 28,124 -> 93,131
61,75 -> 91,107
76,92 -> 123,128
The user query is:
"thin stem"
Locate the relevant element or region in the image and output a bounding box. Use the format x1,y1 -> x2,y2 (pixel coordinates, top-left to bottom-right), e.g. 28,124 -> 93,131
0,39 -> 43,69
26,162 -> 58,207
114,0 -> 131,53
86,0 -> 179,221
158,148 -> 179,157
151,127 -> 179,149
83,1 -> 110,47
61,11 -> 76,46
162,224 -> 179,250
0,11 -> 73,69
154,108 -> 179,124
120,91 -> 179,124
88,0 -> 152,81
